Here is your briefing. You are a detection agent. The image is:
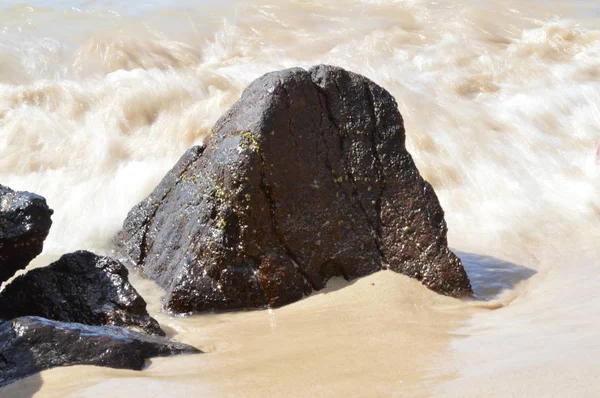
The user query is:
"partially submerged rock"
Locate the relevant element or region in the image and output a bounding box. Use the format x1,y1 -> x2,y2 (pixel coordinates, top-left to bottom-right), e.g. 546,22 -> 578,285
0,189 -> 199,386
0,251 -> 164,336
117,65 -> 472,313
0,185 -> 53,284
0,316 -> 200,387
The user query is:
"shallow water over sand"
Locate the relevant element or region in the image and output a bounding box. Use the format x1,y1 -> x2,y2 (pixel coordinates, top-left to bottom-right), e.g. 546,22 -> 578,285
1,0 -> 599,396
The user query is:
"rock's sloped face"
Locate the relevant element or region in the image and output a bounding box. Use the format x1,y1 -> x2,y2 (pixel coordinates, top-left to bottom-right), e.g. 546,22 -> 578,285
0,251 -> 164,336
117,65 -> 472,313
0,316 -> 200,387
0,185 -> 53,284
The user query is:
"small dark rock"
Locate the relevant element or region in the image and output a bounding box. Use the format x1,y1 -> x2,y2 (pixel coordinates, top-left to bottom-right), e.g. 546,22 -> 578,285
0,316 -> 200,387
0,185 -> 53,284
116,65 -> 472,314
0,251 -> 164,336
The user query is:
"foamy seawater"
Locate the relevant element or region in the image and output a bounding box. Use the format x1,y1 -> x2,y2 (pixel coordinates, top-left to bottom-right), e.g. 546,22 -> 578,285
1,0 -> 599,396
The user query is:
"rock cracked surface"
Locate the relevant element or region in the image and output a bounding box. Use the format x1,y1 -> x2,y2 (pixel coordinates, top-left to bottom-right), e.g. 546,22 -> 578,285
117,65 -> 472,313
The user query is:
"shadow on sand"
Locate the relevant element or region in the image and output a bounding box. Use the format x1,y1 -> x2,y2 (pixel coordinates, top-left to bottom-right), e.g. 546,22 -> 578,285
456,251 -> 537,301
0,330 -> 43,398
308,250 -> 537,302
0,377 -> 42,398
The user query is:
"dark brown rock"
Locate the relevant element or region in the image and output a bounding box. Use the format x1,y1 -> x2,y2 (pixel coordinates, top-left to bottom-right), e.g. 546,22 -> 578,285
0,251 -> 164,336
0,185 -> 53,284
0,316 -> 200,387
116,65 -> 472,313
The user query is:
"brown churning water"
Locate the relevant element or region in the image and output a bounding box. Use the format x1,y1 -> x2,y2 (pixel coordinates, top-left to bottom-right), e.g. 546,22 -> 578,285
0,0 -> 599,396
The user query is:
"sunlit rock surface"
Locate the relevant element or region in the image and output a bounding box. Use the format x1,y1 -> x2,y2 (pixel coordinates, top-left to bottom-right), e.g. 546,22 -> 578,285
117,65 -> 472,313
0,185 -> 53,284
0,251 -> 165,336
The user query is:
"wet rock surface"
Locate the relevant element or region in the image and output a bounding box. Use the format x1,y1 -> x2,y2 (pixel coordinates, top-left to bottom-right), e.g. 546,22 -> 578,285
0,251 -> 164,336
0,185 -> 53,284
117,65 -> 472,313
0,316 -> 200,387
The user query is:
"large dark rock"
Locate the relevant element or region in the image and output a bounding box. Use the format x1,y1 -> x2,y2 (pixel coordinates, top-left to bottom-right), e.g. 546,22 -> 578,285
116,65 -> 472,313
0,251 -> 164,336
0,185 -> 53,284
0,316 -> 199,387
